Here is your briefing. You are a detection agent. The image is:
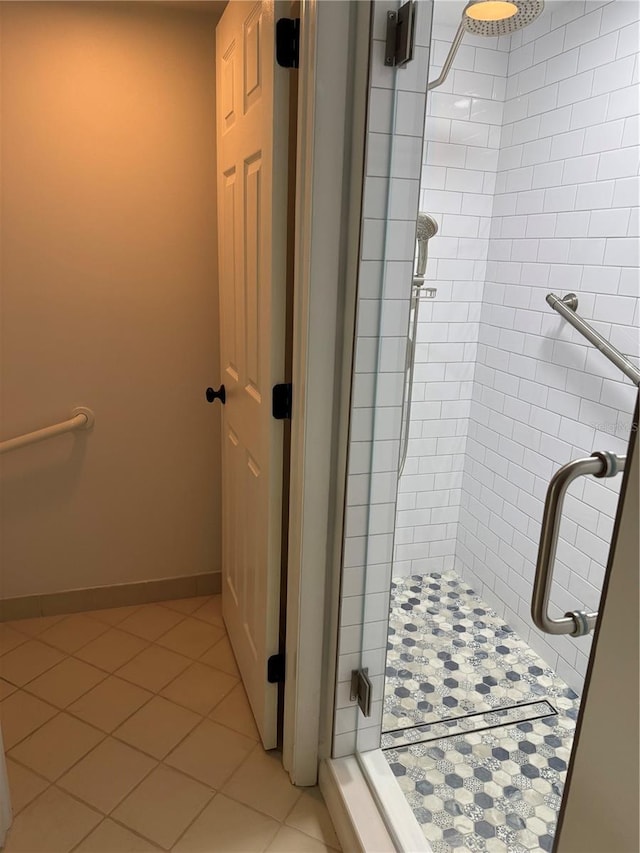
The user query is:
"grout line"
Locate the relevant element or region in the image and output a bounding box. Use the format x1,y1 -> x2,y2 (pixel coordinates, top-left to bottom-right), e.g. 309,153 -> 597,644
57,649 -> 218,849
64,747 -> 164,807
4,753 -> 54,818
165,790 -> 222,851
21,663 -> 112,714
1,599 -> 343,852
68,814 -> 164,853
108,704 -> 206,763
2,600 -> 336,850
65,681 -> 156,736
9,707 -> 110,778
4,693 -> 108,754
1,602 -> 223,757
153,722 -> 256,792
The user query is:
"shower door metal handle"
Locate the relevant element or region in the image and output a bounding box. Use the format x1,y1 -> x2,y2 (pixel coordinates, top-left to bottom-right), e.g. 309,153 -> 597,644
532,451 -> 626,638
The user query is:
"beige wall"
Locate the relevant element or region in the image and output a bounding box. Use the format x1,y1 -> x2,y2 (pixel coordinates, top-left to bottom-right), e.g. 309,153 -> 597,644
0,1 -> 223,598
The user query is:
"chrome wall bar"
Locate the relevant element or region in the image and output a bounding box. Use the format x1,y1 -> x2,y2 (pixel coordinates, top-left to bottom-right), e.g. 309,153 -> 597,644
0,407 -> 95,455
547,292 -> 640,386
532,451 -> 626,637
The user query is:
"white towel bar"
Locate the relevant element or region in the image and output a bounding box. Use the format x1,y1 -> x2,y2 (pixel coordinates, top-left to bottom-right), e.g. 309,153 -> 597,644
0,407 -> 95,455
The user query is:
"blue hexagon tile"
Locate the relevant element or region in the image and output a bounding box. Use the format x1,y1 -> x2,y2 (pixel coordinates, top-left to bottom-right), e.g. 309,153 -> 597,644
384,571 -> 578,733
383,571 -> 580,851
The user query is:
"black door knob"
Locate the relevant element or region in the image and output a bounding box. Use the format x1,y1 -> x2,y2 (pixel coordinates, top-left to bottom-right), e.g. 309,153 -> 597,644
206,385 -> 226,404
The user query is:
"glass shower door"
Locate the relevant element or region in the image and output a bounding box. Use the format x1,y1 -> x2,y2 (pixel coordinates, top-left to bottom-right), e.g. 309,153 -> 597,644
350,0 -> 640,850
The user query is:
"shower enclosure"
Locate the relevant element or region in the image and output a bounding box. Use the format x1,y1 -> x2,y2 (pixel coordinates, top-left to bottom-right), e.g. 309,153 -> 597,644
344,0 -> 640,849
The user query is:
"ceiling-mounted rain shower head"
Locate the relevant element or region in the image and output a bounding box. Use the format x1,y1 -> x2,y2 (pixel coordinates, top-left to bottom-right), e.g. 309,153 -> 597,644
463,0 -> 544,37
427,0 -> 544,91
415,213 -> 439,279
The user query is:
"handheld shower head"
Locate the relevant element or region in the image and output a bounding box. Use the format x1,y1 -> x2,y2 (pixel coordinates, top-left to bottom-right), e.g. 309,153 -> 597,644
428,0 -> 544,91
417,212 -> 439,241
415,213 -> 438,280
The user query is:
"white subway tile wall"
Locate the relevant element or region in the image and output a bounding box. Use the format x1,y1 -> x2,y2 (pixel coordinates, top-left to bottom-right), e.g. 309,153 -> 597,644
334,0 -> 639,758
398,0 -> 639,690
395,5 -> 509,580
456,0 -> 639,691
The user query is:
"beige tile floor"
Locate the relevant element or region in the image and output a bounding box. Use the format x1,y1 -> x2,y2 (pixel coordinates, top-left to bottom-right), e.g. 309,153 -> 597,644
0,596 -> 341,853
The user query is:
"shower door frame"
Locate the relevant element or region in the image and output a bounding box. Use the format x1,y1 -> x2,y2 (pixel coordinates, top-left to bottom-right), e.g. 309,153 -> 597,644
315,0 -> 640,848
282,0 -> 371,786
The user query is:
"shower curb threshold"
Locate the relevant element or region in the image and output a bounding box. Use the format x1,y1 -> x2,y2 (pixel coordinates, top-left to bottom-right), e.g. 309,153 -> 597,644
320,754 -> 432,853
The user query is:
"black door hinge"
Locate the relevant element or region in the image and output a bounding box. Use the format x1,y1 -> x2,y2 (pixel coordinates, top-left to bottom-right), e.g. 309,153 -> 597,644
272,383 -> 292,420
276,17 -> 300,68
267,653 -> 285,683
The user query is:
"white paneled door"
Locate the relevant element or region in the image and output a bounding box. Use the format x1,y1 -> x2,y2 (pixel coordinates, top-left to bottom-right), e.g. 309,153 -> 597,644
215,0 -> 289,750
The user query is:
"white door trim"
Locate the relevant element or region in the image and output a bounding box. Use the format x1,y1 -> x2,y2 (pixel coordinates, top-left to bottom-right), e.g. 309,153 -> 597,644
282,0 -> 371,786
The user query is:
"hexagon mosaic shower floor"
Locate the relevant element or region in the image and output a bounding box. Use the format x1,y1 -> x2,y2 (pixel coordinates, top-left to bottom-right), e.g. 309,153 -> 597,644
382,570 -> 580,853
